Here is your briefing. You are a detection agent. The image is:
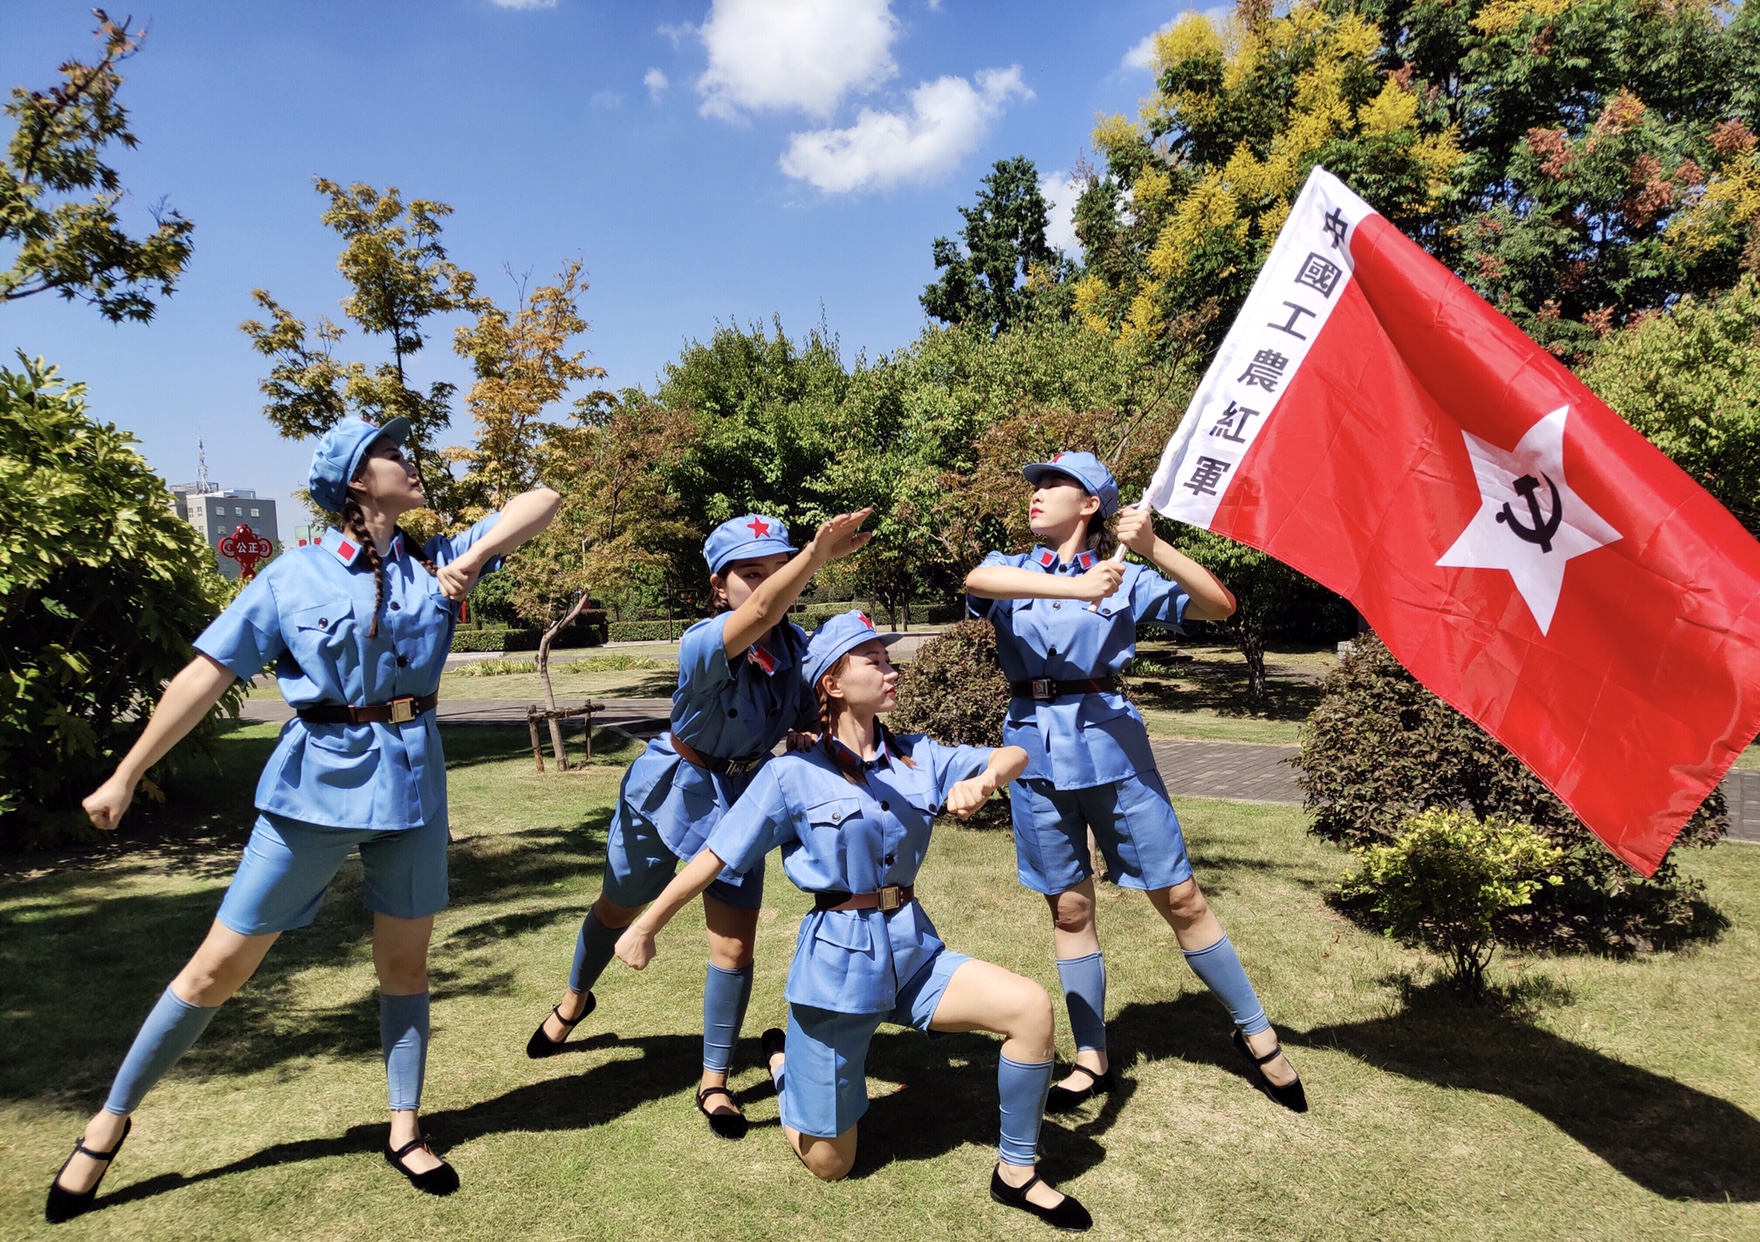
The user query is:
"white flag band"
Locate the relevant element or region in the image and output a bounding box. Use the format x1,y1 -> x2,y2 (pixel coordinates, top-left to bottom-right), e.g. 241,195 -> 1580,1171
1142,167 -> 1376,526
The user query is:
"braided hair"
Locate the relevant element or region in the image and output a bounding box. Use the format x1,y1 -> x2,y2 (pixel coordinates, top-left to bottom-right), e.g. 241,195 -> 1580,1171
814,655 -> 915,786
342,496 -> 441,638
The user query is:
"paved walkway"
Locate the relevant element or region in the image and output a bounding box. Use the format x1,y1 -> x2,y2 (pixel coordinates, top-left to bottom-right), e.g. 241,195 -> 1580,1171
233,695 -> 1759,843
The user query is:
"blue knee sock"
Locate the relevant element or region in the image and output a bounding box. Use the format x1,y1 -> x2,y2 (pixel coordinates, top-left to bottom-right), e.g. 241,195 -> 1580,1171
103,988 -> 220,1115
568,910 -> 620,995
1181,934 -> 1269,1036
1055,953 -> 1108,1052
380,992 -> 430,1112
702,963 -> 753,1073
997,1054 -> 1053,1166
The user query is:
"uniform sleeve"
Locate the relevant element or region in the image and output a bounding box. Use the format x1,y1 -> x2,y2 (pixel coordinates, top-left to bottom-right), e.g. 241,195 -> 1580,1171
1129,564 -> 1190,630
914,737 -> 995,807
678,613 -> 736,696
428,511 -> 505,576
705,764 -> 798,874
192,567 -> 287,680
965,550 -> 1022,621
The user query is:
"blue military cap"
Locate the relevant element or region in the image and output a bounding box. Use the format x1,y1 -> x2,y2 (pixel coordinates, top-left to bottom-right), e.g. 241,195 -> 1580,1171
307,416 -> 412,512
703,513 -> 796,575
1022,450 -> 1120,519
804,610 -> 883,687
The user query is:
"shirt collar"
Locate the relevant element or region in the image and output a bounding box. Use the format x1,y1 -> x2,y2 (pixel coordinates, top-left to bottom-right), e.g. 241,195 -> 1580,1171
1030,546 -> 1097,574
317,527 -> 401,569
828,732 -> 892,772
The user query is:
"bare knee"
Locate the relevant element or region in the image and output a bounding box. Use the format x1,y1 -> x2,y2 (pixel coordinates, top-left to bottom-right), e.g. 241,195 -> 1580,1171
592,895 -> 641,930
798,1137 -> 855,1181
706,935 -> 754,971
1049,891 -> 1095,937
1016,984 -> 1055,1051
1158,879 -> 1210,927
375,950 -> 429,993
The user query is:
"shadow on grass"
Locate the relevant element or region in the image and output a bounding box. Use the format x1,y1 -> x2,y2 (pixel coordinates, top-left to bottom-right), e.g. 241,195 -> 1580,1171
1291,980 -> 1760,1203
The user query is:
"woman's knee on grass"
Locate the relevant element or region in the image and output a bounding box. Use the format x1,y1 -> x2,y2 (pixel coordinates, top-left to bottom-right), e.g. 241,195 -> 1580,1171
796,1131 -> 856,1181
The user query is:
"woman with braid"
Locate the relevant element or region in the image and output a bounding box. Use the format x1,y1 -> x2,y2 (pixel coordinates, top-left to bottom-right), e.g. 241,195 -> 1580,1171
44,417 -> 559,1222
525,508 -> 871,1141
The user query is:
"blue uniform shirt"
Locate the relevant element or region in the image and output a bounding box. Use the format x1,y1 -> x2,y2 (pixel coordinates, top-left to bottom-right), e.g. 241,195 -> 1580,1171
193,517 -> 503,831
617,612 -> 815,860
969,546 -> 1188,790
707,734 -> 992,1015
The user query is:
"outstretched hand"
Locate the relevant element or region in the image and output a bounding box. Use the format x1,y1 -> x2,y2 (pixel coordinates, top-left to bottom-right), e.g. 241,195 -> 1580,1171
808,509 -> 875,564
945,775 -> 996,820
82,774 -> 135,832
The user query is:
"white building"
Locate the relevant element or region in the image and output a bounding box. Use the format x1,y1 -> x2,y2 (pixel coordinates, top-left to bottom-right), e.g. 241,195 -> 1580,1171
170,485 -> 281,580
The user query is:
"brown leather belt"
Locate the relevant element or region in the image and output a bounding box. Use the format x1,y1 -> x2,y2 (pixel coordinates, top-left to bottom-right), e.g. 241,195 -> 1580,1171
297,693 -> 438,725
670,731 -> 768,776
1008,677 -> 1119,701
814,884 -> 915,913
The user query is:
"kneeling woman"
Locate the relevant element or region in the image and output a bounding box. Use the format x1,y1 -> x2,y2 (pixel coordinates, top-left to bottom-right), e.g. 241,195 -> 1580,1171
45,418 -> 559,1223
965,452 -> 1305,1115
615,612 -> 1091,1232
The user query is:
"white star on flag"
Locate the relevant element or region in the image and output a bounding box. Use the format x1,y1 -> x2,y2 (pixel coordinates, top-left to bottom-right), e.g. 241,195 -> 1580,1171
1435,405 -> 1621,635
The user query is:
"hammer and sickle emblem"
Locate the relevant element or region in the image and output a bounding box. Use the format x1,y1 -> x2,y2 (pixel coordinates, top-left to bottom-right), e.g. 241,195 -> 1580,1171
1495,473 -> 1563,553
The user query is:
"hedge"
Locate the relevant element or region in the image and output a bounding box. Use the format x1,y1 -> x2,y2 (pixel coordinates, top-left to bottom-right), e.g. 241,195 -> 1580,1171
451,626 -> 603,654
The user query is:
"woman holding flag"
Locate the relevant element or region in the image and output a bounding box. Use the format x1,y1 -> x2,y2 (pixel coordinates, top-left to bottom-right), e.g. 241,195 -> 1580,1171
964,451 -> 1306,1114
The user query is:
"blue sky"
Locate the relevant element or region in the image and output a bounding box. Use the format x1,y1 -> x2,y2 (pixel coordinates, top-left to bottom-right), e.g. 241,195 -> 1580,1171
2,0 -> 1203,542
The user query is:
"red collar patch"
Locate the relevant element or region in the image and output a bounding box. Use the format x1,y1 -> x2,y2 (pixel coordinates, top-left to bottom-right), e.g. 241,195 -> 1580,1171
1076,550 -> 1095,570
319,529 -> 362,567
748,641 -> 778,674
1037,549 -> 1056,568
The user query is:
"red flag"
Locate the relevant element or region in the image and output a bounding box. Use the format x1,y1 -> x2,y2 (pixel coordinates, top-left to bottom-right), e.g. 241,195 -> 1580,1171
1144,167 -> 1760,875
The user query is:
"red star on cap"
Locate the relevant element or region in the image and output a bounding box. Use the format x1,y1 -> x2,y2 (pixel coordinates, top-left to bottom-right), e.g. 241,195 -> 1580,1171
1053,452 -> 1066,461
857,612 -> 874,629
747,517 -> 771,537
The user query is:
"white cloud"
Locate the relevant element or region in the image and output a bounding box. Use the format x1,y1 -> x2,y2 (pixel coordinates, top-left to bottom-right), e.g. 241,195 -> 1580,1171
1039,170 -> 1085,254
490,0 -> 557,9
590,89 -> 623,109
779,66 -> 1030,194
644,67 -> 669,100
1123,7 -> 1232,70
657,21 -> 695,49
697,0 -> 900,121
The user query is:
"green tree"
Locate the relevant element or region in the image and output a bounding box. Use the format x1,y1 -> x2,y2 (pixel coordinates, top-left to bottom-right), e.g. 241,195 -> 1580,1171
0,11 -> 194,322
0,359 -> 237,846
1580,276 -> 1760,536
240,180 -> 487,528
921,156 -> 1068,336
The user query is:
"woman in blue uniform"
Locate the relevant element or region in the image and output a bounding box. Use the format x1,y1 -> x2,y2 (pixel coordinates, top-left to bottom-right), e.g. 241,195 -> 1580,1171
615,612 -> 1093,1232
965,452 -> 1306,1115
525,509 -> 872,1141
44,417 -> 561,1223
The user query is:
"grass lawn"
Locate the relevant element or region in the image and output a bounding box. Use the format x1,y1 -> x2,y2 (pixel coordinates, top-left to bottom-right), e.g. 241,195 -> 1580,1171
439,653 -> 680,704
3,723 -> 1757,1241
1129,639 -> 1334,746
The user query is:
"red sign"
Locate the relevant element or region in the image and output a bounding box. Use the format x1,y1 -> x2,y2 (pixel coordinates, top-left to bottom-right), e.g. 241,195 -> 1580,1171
219,523 -> 275,578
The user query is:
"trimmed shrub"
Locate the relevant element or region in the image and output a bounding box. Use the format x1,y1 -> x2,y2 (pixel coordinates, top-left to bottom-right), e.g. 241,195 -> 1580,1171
892,620 -> 1012,827
1338,809 -> 1563,995
1295,634 -> 1727,955
607,619 -> 693,643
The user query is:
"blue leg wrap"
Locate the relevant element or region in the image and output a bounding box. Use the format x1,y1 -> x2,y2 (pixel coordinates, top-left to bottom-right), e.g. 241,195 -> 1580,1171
702,962 -> 753,1073
568,910 -> 619,995
1055,952 -> 1108,1052
380,991 -> 430,1112
103,988 -> 220,1115
997,1054 -> 1053,1166
1181,934 -> 1270,1036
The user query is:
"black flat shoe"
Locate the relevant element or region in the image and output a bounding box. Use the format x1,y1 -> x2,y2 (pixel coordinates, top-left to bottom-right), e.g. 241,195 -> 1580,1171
385,1134 -> 460,1196
989,1165 -> 1093,1232
1044,1064 -> 1115,1114
45,1116 -> 131,1224
1232,1029 -> 1308,1113
695,1085 -> 749,1140
525,992 -> 595,1059
760,1026 -> 786,1070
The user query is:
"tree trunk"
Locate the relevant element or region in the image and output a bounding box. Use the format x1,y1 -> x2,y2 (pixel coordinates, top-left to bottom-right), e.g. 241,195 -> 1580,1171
539,592 -> 589,769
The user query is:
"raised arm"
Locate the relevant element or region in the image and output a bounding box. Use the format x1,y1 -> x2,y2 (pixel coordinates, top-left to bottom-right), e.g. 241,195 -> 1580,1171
434,486 -> 563,600
82,654 -> 239,831
1114,507 -> 1237,621
614,848 -> 732,970
965,561 -> 1124,606
944,745 -> 1029,819
721,508 -> 872,657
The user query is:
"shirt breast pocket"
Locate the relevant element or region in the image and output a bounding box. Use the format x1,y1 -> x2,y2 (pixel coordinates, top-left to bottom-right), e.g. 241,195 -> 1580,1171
287,599 -> 354,664
805,797 -> 862,832
812,911 -> 874,952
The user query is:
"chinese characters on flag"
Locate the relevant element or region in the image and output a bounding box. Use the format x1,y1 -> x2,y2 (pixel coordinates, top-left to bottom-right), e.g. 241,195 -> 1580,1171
1144,167 -> 1760,875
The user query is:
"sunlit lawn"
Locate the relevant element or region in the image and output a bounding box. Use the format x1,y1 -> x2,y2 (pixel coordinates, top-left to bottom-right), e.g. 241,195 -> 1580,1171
6,722 -> 1755,1240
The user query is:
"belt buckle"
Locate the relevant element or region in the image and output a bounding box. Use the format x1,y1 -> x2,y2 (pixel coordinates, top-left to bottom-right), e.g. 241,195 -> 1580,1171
876,884 -> 903,913
1030,677 -> 1054,701
390,697 -> 415,724
728,755 -> 761,775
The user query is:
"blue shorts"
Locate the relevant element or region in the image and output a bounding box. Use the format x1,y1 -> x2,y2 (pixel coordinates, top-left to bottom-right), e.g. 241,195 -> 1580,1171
600,803 -> 764,911
216,813 -> 449,936
780,949 -> 971,1140
1010,772 -> 1194,896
